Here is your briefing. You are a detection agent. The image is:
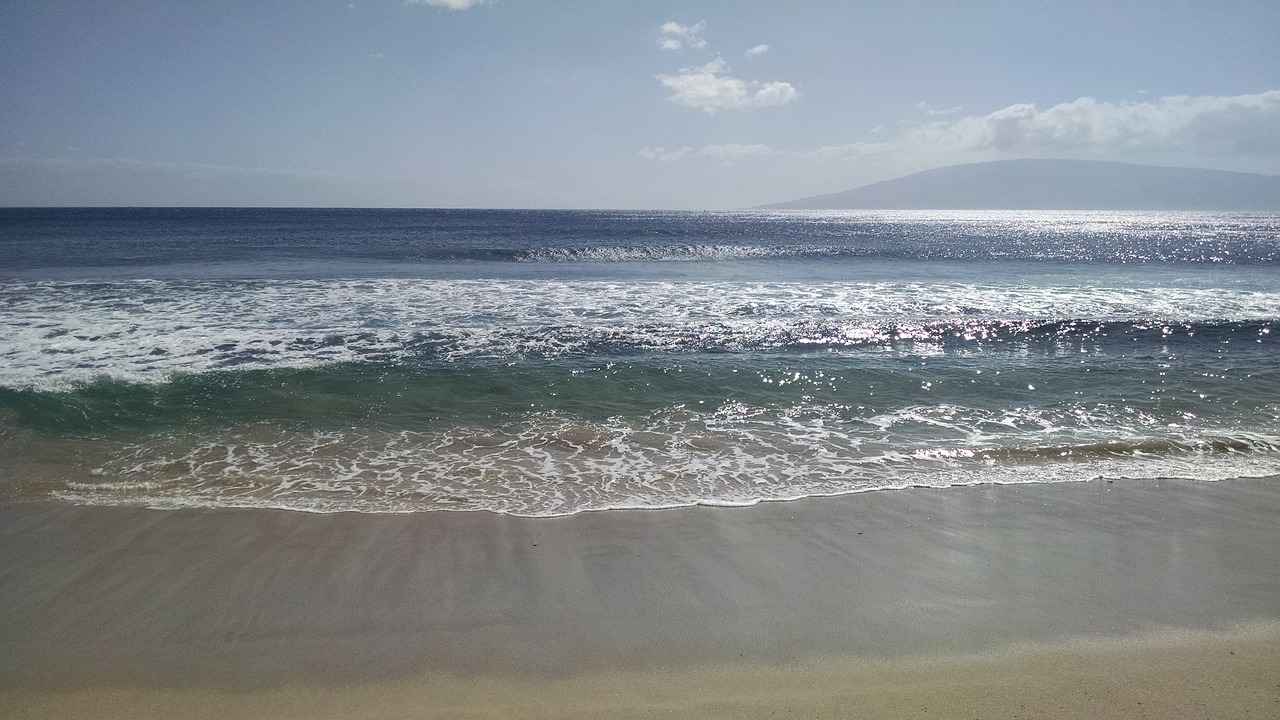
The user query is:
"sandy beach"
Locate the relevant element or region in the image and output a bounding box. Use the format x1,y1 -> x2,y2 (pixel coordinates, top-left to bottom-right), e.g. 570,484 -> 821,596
3,476 -> 1279,718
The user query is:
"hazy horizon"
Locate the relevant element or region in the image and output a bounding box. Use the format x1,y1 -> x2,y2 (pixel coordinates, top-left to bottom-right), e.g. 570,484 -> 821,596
3,0 -> 1279,209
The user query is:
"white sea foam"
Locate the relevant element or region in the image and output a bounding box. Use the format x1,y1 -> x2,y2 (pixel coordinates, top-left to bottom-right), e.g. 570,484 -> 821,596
28,406 -> 1280,516
2,278 -> 1277,390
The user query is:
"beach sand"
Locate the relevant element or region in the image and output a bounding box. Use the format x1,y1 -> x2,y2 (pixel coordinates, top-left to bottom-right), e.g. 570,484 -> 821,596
2,477 -> 1279,718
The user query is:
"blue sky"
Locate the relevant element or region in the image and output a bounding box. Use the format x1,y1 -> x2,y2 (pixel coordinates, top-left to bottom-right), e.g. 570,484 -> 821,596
2,0 -> 1278,208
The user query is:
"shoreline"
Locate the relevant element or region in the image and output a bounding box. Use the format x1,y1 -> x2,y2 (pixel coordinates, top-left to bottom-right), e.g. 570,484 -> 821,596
3,476 -> 1279,716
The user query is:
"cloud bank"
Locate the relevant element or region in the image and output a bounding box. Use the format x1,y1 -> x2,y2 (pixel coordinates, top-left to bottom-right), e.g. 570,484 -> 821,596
697,143 -> 776,158
407,0 -> 487,10
803,142 -> 895,160
638,146 -> 693,163
639,144 -> 778,162
644,90 -> 1280,167
915,91 -> 1280,156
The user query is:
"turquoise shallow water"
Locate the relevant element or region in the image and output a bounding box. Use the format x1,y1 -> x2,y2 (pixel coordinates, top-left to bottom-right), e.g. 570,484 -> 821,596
2,209 -> 1278,514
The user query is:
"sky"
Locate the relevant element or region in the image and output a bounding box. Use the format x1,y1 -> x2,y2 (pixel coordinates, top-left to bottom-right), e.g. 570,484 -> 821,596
1,0 -> 1278,209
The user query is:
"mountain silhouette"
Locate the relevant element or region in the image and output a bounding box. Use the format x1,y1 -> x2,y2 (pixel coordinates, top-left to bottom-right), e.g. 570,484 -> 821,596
757,159 -> 1280,210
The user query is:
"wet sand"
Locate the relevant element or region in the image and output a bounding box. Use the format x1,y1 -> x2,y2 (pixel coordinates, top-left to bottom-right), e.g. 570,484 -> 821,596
3,477 -> 1280,718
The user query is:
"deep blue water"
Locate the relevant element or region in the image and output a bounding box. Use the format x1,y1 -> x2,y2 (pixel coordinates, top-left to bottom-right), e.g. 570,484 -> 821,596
1,208 -> 1278,515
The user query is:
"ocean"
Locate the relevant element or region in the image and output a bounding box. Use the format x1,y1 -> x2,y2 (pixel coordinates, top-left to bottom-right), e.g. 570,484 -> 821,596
1,207 -> 1277,516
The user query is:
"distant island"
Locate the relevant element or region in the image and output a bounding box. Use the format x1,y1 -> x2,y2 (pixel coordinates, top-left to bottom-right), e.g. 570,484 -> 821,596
757,159 -> 1280,211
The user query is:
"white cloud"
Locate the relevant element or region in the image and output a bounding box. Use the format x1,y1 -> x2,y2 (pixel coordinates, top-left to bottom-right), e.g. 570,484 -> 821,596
698,143 -> 776,158
745,44 -> 770,57
654,23 -> 796,113
751,81 -> 799,108
639,144 -> 778,163
803,142 -> 895,160
408,0 -> 487,10
791,90 -> 1280,170
916,101 -> 963,117
658,21 -> 706,51
917,91 -> 1280,156
656,57 -> 798,113
638,146 -> 693,163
